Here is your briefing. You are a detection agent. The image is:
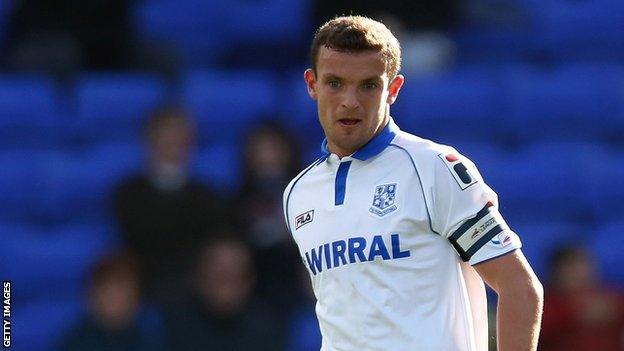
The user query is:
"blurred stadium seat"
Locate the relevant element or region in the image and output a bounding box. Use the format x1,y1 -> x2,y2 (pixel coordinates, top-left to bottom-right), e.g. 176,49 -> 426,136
532,0 -> 624,62
2,2 -> 624,346
485,141 -> 597,224
0,75 -> 61,149
219,0 -> 310,45
12,299 -> 83,351
590,220 -> 624,285
505,64 -> 624,142
41,142 -> 142,223
133,0 -> 227,66
584,151 -> 624,222
393,67 -> 512,145
0,150 -> 50,222
513,221 -> 586,279
3,223 -> 117,303
278,69 -> 324,147
193,142 -> 242,193
181,69 -> 278,144
72,73 -> 169,143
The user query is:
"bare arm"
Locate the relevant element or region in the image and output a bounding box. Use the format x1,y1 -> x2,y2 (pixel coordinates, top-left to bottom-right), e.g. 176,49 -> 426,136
474,250 -> 544,351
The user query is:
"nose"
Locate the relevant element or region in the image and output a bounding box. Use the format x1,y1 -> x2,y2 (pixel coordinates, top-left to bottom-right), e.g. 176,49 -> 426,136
341,87 -> 360,110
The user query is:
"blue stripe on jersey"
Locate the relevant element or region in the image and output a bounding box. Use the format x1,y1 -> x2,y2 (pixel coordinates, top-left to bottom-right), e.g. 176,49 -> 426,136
334,161 -> 352,205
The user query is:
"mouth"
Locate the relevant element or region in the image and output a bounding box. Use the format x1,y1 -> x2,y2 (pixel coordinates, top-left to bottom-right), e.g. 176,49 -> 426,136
338,118 -> 361,127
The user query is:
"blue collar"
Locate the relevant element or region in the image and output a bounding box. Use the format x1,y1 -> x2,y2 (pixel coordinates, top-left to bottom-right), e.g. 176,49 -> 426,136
321,117 -> 400,161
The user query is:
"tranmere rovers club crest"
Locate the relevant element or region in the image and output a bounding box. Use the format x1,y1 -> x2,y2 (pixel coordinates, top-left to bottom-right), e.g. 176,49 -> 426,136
369,183 -> 398,217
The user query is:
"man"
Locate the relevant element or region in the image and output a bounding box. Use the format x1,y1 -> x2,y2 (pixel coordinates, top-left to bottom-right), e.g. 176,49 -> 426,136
283,16 -> 543,350
164,236 -> 284,351
114,106 -> 228,306
60,252 -> 164,351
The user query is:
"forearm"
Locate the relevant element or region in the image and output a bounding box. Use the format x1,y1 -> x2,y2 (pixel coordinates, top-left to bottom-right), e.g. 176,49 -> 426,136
496,281 -> 544,351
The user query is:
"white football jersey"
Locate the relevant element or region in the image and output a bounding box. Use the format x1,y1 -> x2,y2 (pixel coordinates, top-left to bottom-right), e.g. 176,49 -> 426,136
283,118 -> 521,351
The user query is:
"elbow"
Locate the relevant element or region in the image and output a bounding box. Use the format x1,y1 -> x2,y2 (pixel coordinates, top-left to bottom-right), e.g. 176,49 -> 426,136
529,277 -> 544,310
519,275 -> 544,311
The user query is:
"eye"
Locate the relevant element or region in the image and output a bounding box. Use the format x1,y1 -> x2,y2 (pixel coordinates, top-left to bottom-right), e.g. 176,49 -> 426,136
328,80 -> 341,88
363,82 -> 378,90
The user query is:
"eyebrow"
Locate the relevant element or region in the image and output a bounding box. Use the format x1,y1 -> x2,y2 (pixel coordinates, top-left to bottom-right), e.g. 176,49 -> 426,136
321,74 -> 382,82
362,76 -> 382,82
321,73 -> 341,81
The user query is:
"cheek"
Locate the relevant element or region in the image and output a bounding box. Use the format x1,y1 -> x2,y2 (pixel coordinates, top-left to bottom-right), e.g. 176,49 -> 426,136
317,95 -> 335,118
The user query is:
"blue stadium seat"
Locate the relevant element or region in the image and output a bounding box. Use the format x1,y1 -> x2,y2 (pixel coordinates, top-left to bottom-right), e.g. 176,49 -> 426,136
181,69 -> 278,144
486,141 -> 596,223
0,151 -> 50,222
590,220 -> 624,285
532,0 -> 624,61
505,64 -> 624,142
278,70 -> 324,146
221,0 -> 309,43
73,73 -> 169,143
512,221 -> 586,280
0,75 -> 61,149
193,143 -> 242,193
451,141 -> 509,179
3,223 -> 117,303
584,150 -> 624,222
12,299 -> 84,351
392,67 -> 511,145
133,0 -> 227,66
42,142 -> 142,222
454,0 -> 541,63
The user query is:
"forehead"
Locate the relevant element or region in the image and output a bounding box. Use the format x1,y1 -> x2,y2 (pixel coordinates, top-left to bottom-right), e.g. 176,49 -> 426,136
316,47 -> 387,80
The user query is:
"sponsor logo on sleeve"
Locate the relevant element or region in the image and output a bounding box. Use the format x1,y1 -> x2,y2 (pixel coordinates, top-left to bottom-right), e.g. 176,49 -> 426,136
449,204 -> 508,261
438,153 -> 478,190
490,233 -> 512,247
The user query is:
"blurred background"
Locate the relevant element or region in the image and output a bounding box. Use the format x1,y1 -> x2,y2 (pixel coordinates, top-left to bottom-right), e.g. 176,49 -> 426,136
0,0 -> 623,350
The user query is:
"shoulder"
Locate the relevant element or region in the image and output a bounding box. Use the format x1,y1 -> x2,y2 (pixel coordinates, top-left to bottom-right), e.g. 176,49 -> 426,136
283,156 -> 324,200
389,130 -> 459,169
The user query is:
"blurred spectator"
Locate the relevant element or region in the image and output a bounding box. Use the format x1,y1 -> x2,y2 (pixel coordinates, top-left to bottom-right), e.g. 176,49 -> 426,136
3,0 -> 136,76
165,236 -> 283,351
114,106 -> 229,306
60,252 -> 164,351
540,246 -> 624,350
237,120 -> 305,320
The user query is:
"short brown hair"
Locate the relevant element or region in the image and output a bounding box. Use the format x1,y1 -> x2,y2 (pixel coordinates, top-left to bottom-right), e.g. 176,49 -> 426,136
311,15 -> 402,79
90,252 -> 138,287
145,105 -> 192,136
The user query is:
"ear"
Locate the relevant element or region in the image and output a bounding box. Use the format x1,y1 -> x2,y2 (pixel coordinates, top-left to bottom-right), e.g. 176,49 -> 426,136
304,69 -> 318,100
386,74 -> 405,105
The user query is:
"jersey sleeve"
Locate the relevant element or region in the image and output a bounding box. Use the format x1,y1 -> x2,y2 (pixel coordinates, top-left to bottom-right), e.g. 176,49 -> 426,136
430,148 -> 521,265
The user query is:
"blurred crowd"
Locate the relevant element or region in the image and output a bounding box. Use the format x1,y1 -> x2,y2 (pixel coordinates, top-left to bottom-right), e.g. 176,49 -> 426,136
58,107 -> 314,351
2,0 -> 623,350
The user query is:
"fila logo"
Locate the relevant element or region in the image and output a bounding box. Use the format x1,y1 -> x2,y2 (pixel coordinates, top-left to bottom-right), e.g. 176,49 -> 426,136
295,210 -> 314,230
